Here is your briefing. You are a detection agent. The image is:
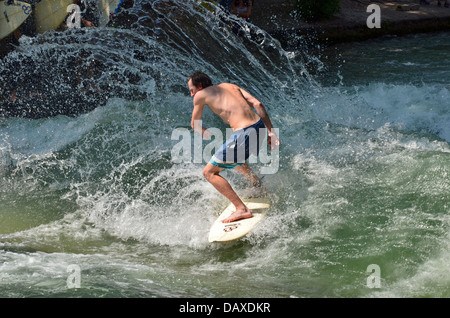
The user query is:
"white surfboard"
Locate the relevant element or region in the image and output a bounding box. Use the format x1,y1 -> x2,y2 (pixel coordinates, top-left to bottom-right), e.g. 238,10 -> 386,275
97,0 -> 122,27
0,0 -> 32,40
34,0 -> 73,34
208,198 -> 270,243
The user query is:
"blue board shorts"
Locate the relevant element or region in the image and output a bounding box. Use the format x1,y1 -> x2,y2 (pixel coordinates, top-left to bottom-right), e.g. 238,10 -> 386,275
210,118 -> 266,169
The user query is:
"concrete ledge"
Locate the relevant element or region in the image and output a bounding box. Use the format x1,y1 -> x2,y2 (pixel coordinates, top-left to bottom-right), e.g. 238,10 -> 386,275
250,0 -> 450,46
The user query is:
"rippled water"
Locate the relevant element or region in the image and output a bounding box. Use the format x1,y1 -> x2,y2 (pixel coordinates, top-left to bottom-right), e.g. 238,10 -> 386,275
1,1 -> 449,298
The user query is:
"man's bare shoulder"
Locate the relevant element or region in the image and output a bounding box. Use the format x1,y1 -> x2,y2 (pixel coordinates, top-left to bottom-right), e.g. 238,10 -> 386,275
217,83 -> 239,90
195,83 -> 242,106
201,83 -> 234,97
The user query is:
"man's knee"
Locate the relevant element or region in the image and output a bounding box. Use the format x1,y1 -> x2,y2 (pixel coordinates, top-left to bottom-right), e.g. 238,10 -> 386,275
202,166 -> 215,181
202,167 -> 210,180
203,164 -> 221,181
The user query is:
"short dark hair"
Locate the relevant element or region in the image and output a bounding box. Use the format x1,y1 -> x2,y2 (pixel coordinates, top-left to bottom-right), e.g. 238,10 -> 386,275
188,71 -> 213,89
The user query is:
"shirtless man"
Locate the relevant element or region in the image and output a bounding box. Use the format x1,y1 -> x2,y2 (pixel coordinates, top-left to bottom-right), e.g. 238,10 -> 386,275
188,71 -> 280,223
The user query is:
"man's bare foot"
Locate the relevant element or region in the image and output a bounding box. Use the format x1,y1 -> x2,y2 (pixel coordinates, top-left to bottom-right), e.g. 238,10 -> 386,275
222,207 -> 253,223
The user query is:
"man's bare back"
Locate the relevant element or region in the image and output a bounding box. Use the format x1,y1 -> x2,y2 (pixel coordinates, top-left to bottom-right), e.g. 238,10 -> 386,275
187,72 -> 279,223
198,83 -> 260,130
189,80 -> 276,143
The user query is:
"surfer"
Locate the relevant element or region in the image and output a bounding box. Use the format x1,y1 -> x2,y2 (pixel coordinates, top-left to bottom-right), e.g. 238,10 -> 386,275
187,71 -> 279,223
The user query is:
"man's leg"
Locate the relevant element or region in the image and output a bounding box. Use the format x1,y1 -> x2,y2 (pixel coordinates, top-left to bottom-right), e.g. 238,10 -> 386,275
234,163 -> 267,197
203,162 -> 253,223
234,163 -> 261,186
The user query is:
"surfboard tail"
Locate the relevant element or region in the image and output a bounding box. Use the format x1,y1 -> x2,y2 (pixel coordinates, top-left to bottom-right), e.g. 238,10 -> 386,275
208,198 -> 270,242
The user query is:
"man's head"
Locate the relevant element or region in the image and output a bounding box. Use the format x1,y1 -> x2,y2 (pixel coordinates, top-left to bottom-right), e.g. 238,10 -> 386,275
188,71 -> 212,97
